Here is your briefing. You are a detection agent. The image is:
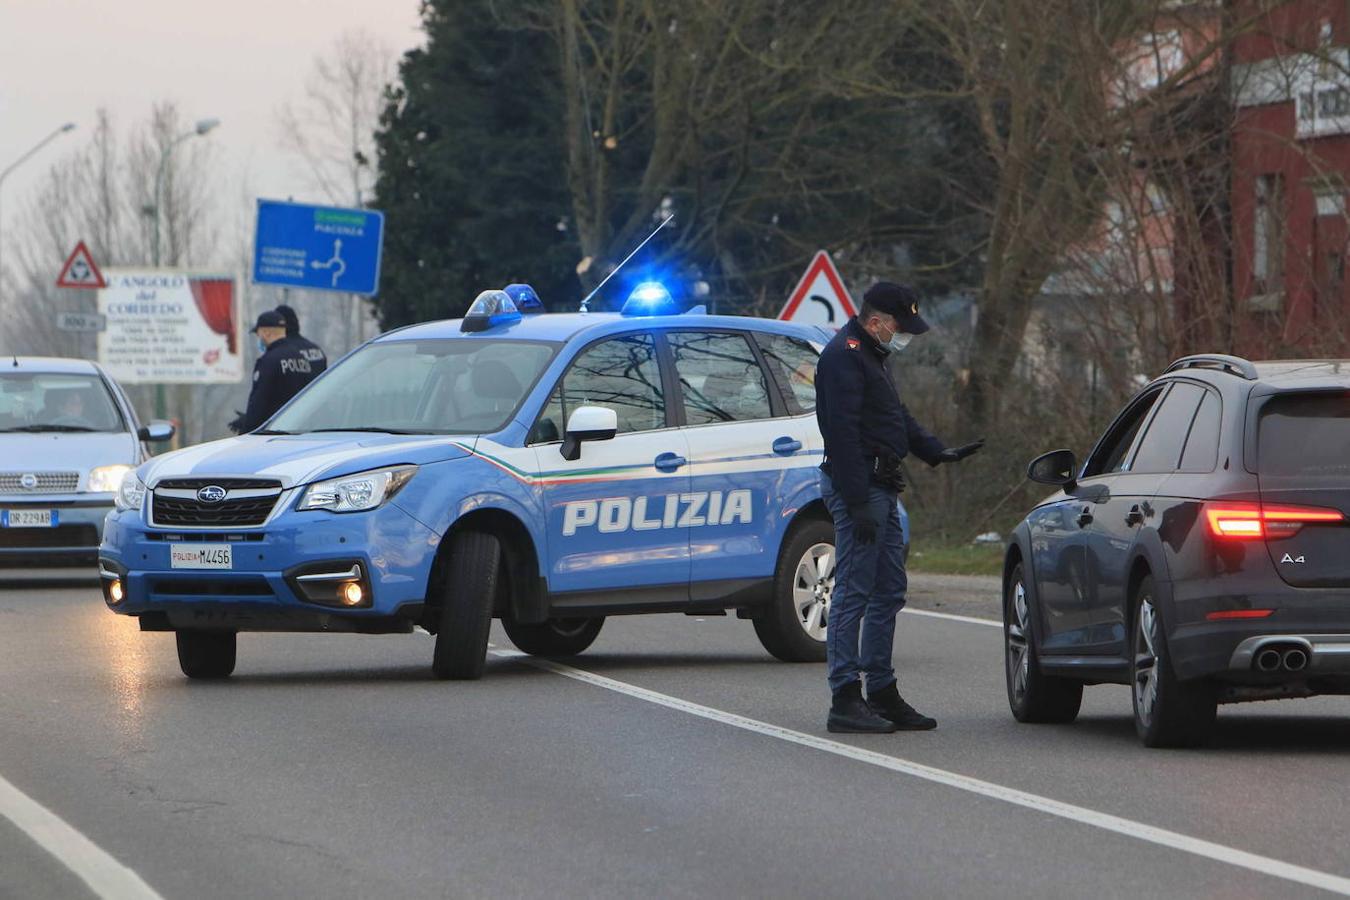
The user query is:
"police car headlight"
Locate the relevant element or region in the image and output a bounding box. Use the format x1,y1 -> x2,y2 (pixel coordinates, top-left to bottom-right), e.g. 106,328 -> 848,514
298,466 -> 417,513
89,464 -> 133,494
115,471 -> 146,511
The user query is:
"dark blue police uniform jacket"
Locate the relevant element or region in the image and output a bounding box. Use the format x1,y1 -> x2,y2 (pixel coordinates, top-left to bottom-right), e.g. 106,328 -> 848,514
237,336 -> 324,433
815,317 -> 945,507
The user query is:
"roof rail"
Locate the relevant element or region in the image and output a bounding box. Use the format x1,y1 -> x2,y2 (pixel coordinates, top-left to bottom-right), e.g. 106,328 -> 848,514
1163,354 -> 1258,380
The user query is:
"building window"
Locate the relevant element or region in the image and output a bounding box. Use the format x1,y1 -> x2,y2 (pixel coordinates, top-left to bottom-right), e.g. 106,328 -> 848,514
1253,174 -> 1285,296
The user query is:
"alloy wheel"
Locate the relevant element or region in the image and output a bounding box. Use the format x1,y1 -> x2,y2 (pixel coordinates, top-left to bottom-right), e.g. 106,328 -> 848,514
793,542 -> 834,641
1134,594 -> 1160,728
1006,579 -> 1031,705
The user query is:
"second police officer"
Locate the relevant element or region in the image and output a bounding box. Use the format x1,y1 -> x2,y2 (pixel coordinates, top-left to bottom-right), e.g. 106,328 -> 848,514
229,309 -> 324,434
815,282 -> 985,734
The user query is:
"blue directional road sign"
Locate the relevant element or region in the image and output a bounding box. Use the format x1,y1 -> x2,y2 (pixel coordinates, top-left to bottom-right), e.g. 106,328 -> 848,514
252,199 -> 385,296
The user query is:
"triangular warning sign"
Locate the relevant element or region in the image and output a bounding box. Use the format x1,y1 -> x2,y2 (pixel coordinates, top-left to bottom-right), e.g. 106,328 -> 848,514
778,250 -> 857,328
56,241 -> 107,289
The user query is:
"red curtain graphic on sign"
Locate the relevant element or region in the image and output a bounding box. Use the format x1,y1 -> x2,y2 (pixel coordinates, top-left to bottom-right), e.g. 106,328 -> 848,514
189,278 -> 236,354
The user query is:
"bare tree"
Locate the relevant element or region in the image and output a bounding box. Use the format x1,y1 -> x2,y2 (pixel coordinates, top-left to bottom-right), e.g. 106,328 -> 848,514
277,29 -> 396,207
276,29 -> 395,350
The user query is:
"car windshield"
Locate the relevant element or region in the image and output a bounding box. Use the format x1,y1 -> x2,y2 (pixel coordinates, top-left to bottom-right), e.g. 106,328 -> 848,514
267,338 -> 559,435
1257,393 -> 1350,482
0,372 -> 125,433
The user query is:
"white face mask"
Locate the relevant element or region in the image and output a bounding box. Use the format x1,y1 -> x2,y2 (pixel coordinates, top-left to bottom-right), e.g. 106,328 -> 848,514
875,318 -> 912,353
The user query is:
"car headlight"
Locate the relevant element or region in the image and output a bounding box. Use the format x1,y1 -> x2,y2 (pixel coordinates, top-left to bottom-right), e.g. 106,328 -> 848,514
89,464 -> 133,493
297,466 -> 417,513
115,471 -> 146,511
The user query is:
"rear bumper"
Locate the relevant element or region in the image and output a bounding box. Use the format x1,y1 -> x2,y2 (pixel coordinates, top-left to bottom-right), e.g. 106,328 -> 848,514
1170,601 -> 1350,682
0,498 -> 111,568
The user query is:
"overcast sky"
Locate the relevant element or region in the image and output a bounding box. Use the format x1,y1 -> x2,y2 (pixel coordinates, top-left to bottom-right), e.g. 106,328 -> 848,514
0,0 -> 424,265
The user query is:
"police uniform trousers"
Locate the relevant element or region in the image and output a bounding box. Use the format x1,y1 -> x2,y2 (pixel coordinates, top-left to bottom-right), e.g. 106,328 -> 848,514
820,470 -> 911,693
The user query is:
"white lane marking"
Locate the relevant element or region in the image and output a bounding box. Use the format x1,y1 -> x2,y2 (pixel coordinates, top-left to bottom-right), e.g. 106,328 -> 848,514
0,772 -> 164,900
902,607 -> 1000,629
493,649 -> 1350,896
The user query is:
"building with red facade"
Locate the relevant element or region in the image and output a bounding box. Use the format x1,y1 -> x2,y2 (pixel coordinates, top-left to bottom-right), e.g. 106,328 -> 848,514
1232,1 -> 1350,356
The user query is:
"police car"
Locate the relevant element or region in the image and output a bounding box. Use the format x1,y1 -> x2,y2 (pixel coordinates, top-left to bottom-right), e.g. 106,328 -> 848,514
99,284 -> 835,679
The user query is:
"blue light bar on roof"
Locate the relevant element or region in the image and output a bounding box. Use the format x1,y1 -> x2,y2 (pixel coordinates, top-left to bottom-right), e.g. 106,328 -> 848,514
503,283 -> 544,313
460,289 -> 521,332
621,281 -> 678,316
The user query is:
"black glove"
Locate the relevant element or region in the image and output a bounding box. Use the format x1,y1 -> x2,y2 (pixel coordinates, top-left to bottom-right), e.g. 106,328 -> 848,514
848,502 -> 879,545
227,411 -> 245,434
939,439 -> 985,464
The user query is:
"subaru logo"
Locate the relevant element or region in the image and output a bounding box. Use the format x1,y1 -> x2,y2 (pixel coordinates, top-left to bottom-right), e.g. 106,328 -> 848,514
19,473 -> 37,490
196,485 -> 227,504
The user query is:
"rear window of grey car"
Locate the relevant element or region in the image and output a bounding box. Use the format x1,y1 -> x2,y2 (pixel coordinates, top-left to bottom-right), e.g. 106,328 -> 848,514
1257,393 -> 1350,479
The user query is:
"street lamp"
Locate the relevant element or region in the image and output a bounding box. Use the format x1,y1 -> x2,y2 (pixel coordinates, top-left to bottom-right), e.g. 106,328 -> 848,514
148,118 -> 219,424
151,117 -> 220,266
0,122 -> 77,306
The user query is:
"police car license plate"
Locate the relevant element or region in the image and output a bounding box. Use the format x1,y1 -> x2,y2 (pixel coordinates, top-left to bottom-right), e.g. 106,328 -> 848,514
170,544 -> 233,570
2,509 -> 56,528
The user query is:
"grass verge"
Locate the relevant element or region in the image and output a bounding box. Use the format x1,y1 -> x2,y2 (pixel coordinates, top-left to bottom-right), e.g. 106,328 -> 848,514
907,541 -> 1004,577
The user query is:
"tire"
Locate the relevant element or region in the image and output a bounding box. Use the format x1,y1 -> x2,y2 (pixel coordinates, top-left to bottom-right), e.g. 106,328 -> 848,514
1004,563 -> 1082,723
752,518 -> 833,663
176,630 -> 237,680
502,616 -> 604,657
431,530 -> 501,680
1131,575 -> 1216,748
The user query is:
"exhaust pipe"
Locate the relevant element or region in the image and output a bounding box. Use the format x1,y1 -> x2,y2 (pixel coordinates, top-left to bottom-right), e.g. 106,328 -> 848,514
1282,648 -> 1309,672
1255,648 -> 1283,672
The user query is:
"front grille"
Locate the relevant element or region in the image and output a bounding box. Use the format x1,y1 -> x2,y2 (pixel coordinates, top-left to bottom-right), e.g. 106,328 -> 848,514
0,472 -> 79,493
151,494 -> 278,527
0,524 -> 99,549
156,477 -> 280,490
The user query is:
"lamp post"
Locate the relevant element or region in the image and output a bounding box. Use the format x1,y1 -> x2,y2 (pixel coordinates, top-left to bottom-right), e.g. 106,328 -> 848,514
149,117 -> 219,421
0,123 -> 76,308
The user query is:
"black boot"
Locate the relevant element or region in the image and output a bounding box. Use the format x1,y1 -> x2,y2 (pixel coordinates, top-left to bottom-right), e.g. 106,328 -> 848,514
867,683 -> 937,731
827,681 -> 898,734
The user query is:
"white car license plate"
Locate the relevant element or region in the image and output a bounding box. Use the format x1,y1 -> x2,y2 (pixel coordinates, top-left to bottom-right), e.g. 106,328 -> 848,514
3,509 -> 56,528
170,544 -> 233,570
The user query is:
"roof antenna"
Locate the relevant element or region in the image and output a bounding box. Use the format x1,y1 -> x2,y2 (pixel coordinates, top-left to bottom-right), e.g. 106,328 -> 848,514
579,214 -> 674,314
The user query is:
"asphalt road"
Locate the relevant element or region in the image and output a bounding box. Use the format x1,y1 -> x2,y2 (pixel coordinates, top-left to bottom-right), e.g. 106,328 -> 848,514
5,574 -> 1350,899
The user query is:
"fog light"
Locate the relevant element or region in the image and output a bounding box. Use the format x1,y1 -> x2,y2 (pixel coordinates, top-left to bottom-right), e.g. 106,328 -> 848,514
341,582 -> 364,607
109,579 -> 124,604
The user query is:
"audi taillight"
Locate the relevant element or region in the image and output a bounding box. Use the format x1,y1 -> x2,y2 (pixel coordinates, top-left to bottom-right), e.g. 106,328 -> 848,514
1204,503 -> 1344,540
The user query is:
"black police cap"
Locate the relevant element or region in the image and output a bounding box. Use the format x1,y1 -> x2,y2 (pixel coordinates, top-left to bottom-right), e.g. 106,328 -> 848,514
252,310 -> 285,332
862,281 -> 930,335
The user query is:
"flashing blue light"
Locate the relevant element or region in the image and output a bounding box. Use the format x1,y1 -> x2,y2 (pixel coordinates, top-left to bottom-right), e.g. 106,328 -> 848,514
503,283 -> 544,313
621,281 -> 678,316
460,289 -> 522,332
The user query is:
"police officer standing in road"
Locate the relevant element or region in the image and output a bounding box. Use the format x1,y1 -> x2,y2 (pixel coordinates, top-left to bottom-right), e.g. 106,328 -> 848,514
275,304 -> 328,377
229,310 -> 323,434
815,282 -> 984,734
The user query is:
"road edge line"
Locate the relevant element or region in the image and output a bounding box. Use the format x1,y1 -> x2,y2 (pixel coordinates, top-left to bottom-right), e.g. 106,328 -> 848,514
902,607 -> 1001,628
494,649 -> 1350,897
0,772 -> 164,900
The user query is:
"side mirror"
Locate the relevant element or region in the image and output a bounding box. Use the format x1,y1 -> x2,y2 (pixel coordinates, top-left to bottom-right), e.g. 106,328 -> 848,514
138,421 -> 175,443
560,406 -> 618,461
1028,449 -> 1077,487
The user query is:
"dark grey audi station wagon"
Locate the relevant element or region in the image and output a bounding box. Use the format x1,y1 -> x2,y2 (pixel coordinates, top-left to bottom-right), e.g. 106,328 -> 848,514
1003,355 -> 1350,747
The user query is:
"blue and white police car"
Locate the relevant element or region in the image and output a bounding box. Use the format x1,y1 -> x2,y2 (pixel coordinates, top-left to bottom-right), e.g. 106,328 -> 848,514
100,285 -> 836,679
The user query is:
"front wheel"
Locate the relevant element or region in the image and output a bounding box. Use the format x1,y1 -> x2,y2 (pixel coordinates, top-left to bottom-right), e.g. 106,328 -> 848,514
502,616 -> 604,657
176,630 -> 236,679
1004,563 -> 1082,723
752,518 -> 833,662
431,530 -> 501,680
1131,575 -> 1216,748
